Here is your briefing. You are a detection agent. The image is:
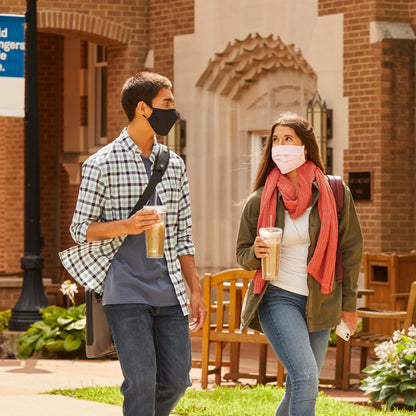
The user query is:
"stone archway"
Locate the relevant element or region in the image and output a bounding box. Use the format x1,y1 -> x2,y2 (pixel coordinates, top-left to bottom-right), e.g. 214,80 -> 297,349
197,32 -> 316,100
192,33 -> 317,272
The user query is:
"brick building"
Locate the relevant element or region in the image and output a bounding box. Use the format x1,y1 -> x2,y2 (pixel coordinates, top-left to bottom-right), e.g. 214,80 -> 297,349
0,0 -> 415,309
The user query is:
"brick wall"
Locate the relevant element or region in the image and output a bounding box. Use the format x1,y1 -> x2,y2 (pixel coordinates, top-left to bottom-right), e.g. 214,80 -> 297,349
319,0 -> 416,254
0,118 -> 24,271
38,33 -> 63,280
379,40 -> 415,250
0,287 -> 21,310
0,0 -> 150,286
149,0 -> 195,81
410,0 -> 416,235
0,0 -> 195,282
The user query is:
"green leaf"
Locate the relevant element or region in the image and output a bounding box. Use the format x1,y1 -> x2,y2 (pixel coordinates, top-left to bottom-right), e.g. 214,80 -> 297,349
379,386 -> 396,401
18,342 -> 35,359
79,330 -> 86,341
34,336 -> 45,352
362,364 -> 379,374
385,379 -> 401,388
400,381 -> 416,392
403,390 -> 416,407
66,318 -> 86,331
45,339 -> 65,352
42,305 -> 66,320
386,393 -> 399,410
66,306 -> 82,318
57,316 -> 74,326
17,331 -> 42,346
63,334 -> 82,352
16,326 -> 40,342
368,390 -> 380,403
31,320 -> 51,330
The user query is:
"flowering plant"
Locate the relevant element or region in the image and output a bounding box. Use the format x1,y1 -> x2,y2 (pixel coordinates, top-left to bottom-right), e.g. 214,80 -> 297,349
60,279 -> 78,306
360,325 -> 416,410
17,281 -> 85,359
17,304 -> 86,358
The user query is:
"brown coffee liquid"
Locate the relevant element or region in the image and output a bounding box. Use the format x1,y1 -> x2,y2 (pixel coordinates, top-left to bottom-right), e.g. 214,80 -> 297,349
262,242 -> 280,279
146,223 -> 165,257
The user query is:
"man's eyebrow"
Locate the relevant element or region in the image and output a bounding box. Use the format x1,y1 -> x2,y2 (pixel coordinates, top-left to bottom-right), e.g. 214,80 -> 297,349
163,97 -> 174,102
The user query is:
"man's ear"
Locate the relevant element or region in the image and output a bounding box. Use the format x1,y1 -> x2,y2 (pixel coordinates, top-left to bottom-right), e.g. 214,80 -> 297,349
136,101 -> 147,116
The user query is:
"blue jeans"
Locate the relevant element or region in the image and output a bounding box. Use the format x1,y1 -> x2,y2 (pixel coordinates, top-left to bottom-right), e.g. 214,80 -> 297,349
258,286 -> 330,416
104,304 -> 192,416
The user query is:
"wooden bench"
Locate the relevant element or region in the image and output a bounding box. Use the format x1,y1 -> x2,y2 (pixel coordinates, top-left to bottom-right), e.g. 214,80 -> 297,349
200,269 -> 285,389
340,280 -> 416,390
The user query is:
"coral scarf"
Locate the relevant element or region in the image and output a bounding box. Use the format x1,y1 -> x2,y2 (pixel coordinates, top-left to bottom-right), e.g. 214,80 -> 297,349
253,161 -> 338,295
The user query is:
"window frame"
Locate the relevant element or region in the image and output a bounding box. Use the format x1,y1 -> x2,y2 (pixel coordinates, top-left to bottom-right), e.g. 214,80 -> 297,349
87,43 -> 108,151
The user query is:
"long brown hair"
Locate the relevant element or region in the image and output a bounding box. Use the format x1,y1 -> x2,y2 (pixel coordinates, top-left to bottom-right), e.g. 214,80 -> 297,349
252,112 -> 325,192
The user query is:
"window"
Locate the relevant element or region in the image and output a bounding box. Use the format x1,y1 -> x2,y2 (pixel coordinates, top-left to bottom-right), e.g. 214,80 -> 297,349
88,43 -> 108,149
162,118 -> 186,159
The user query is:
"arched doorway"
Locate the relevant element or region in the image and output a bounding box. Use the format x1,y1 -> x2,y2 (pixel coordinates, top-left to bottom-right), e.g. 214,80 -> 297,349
192,33 -> 317,272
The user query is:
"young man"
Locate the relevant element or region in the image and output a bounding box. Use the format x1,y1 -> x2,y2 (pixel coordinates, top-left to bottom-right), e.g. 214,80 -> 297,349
67,72 -> 206,415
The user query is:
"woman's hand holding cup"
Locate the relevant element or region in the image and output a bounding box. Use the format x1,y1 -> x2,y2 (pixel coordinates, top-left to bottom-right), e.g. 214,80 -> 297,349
254,236 -> 271,259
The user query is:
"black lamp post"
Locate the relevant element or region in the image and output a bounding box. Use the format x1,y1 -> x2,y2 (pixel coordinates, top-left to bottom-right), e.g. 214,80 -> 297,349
8,0 -> 48,331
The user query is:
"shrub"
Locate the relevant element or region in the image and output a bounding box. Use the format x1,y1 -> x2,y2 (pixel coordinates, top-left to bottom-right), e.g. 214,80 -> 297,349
0,309 -> 11,356
0,309 -> 11,332
16,304 -> 86,359
360,325 -> 416,410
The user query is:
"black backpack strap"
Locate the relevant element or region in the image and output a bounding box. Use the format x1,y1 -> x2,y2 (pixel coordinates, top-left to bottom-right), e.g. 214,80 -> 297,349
129,145 -> 170,217
327,175 -> 344,283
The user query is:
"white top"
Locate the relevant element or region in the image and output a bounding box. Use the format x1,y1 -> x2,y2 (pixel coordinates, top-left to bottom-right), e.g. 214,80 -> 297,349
270,207 -> 311,296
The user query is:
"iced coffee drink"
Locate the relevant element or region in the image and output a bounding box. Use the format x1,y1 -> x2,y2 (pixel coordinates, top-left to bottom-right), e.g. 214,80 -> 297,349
259,227 -> 282,280
142,206 -> 167,258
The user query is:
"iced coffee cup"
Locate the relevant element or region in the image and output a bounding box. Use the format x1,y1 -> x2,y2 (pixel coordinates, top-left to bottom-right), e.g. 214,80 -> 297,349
142,206 -> 167,258
259,227 -> 282,280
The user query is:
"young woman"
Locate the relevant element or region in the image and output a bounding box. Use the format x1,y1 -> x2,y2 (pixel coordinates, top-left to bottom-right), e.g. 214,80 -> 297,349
236,112 -> 363,415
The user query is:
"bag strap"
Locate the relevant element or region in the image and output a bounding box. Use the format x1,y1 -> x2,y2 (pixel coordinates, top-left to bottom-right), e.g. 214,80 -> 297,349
327,175 -> 344,283
327,175 -> 344,222
128,144 -> 170,217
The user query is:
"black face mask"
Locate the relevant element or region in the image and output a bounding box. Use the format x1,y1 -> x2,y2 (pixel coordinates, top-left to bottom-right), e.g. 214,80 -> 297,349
146,108 -> 179,136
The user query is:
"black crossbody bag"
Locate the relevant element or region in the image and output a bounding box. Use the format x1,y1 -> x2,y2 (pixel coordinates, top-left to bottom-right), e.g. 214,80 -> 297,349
85,145 -> 170,358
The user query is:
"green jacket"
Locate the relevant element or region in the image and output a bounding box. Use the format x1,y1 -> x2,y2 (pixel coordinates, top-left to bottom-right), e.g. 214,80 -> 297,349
236,180 -> 363,332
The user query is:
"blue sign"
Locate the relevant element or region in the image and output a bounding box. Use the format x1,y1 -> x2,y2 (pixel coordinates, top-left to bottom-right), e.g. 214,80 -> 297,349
0,14 -> 25,78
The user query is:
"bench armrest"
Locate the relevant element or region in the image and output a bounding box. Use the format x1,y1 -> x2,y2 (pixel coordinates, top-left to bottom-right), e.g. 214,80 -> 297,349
357,310 -> 407,320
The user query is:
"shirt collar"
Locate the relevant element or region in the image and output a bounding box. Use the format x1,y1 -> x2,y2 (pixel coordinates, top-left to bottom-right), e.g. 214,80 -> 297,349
119,128 -> 159,162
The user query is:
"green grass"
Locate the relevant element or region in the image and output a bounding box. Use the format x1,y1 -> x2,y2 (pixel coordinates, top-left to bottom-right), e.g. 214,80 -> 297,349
47,385 -> 123,406
46,384 -> 415,415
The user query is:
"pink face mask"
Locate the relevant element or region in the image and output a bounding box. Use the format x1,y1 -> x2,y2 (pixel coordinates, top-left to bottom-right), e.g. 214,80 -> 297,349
271,145 -> 306,174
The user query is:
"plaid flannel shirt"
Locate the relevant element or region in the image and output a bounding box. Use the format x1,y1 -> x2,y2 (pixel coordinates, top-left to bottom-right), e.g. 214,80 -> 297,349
59,129 -> 195,315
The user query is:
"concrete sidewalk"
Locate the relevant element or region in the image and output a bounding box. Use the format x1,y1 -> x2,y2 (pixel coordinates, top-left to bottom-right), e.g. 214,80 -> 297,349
0,359 -> 123,416
0,343 -> 369,416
